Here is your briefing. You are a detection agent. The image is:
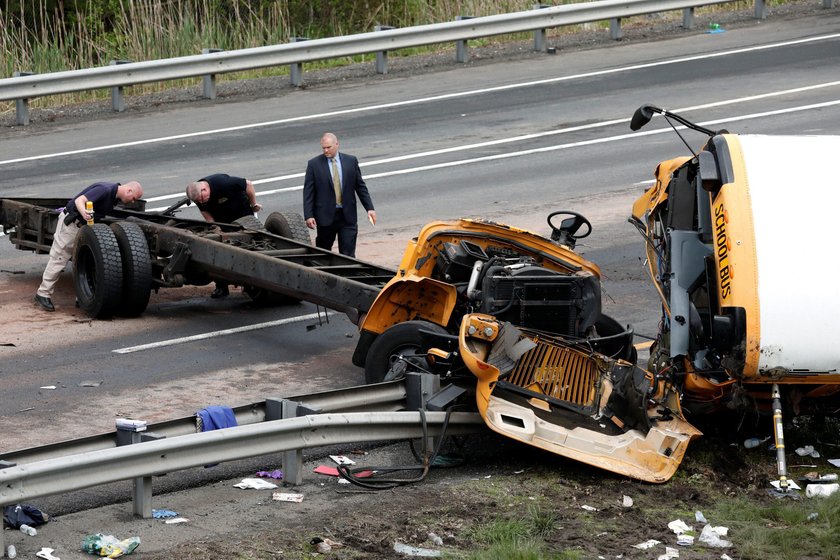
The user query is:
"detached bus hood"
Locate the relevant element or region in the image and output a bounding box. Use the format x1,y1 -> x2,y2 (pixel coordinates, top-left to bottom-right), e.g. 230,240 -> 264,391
458,314 -> 701,483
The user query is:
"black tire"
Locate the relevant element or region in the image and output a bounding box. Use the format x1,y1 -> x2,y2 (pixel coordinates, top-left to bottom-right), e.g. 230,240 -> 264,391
245,211 -> 311,306
264,211 -> 311,245
364,320 -> 449,384
73,224 -> 124,319
110,222 -> 152,317
233,214 -> 264,230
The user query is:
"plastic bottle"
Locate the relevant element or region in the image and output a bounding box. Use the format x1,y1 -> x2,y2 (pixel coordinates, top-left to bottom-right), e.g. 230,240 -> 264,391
85,200 -> 94,225
6,545 -> 17,559
19,523 -> 37,536
743,437 -> 761,449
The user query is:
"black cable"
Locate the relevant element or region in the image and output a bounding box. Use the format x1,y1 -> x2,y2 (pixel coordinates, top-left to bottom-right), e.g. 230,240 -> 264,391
336,406 -> 464,490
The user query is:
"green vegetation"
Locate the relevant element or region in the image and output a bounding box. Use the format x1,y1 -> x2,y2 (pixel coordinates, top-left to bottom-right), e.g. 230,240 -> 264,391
710,494 -> 840,560
460,502 -> 579,560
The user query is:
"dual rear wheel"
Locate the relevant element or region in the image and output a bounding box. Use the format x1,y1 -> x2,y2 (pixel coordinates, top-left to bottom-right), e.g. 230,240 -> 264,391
73,222 -> 151,319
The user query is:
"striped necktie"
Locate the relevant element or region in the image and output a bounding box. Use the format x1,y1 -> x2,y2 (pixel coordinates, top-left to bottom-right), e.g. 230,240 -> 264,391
331,158 -> 342,205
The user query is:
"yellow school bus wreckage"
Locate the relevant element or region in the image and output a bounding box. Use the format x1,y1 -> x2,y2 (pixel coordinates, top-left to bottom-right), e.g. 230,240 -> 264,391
372,106 -> 840,484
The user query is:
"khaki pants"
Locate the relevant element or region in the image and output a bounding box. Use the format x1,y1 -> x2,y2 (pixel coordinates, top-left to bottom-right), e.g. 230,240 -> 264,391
37,211 -> 80,298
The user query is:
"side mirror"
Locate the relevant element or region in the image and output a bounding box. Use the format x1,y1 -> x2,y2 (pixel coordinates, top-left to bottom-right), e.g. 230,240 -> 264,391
630,104 -> 660,131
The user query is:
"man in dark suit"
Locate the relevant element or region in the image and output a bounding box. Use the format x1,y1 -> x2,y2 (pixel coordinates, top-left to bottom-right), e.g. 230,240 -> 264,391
303,132 -> 376,257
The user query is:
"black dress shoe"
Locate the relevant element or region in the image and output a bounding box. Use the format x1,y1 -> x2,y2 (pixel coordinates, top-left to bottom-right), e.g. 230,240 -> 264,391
210,285 -> 229,299
35,294 -> 55,312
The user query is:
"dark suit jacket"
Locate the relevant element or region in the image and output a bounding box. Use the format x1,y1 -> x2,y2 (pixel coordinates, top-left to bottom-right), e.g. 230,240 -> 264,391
303,152 -> 374,227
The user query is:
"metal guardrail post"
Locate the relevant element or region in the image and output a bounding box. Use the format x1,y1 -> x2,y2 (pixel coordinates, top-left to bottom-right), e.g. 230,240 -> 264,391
825,0 -> 834,8
201,48 -> 224,99
109,60 -> 132,112
375,25 -> 395,74
116,419 -> 164,518
281,400 -> 304,484
290,37 -> 308,86
405,373 -> 442,453
455,16 -> 475,63
532,4 -> 549,52
267,398 -> 321,486
755,0 -> 766,18
12,72 -> 33,126
0,462 -> 12,555
683,7 -> 695,28
610,17 -> 623,40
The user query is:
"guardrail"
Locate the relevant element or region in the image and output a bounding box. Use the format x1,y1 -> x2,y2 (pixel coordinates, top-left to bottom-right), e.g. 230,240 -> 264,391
0,374 -> 485,556
3,0 -> 831,125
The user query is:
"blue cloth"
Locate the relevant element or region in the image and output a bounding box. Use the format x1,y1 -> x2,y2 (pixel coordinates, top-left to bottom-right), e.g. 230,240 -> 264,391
196,406 -> 237,431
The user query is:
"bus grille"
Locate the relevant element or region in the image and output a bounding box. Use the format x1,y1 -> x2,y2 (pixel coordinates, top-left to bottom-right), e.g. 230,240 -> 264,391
504,337 -> 598,408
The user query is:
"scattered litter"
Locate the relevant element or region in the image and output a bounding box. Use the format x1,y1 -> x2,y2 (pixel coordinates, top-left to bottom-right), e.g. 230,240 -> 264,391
657,546 -> 680,560
828,459 -> 840,468
698,524 -> 732,548
695,511 -> 707,524
81,534 -> 140,557
313,465 -> 374,478
795,445 -> 820,458
6,545 -> 16,559
151,509 -> 178,519
78,380 -> 103,387
622,495 -> 633,508
633,539 -> 660,550
721,555 -> 734,560
743,437 -> 765,449
35,548 -> 60,560
581,504 -> 598,512
233,478 -> 277,490
513,469 -> 525,474
706,22 -> 725,34
677,534 -> 694,546
667,519 -> 693,534
805,483 -> 839,498
770,479 -> 801,491
4,503 -> 50,529
393,541 -> 442,557
808,512 -> 819,521
329,455 -> 355,466
428,532 -> 443,546
164,517 -> 190,524
15,407 -> 35,413
311,537 -> 343,553
272,492 -> 304,503
255,469 -> 283,479
40,385 -> 57,390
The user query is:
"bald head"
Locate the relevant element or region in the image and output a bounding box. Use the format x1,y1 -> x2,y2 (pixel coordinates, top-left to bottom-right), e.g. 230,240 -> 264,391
117,181 -> 143,203
320,133 -> 339,159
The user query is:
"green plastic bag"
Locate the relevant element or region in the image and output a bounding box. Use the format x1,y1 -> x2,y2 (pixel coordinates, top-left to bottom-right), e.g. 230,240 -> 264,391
81,534 -> 141,558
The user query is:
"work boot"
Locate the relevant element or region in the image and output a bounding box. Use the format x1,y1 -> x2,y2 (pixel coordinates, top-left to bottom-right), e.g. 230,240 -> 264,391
210,284 -> 229,299
35,294 -> 55,312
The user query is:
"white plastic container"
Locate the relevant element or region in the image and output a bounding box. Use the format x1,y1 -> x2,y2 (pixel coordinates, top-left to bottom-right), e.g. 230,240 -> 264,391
805,483 -> 839,498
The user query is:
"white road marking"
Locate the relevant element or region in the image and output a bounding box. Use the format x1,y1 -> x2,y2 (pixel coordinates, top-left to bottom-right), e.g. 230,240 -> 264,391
113,311 -> 335,353
1,32 -> 838,167
142,97 -> 840,211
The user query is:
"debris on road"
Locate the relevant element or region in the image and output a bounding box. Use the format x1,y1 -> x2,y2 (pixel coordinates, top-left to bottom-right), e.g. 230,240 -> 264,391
255,469 -> 283,479
151,509 -> 178,519
233,478 -> 277,490
81,534 -> 140,557
393,541 -> 441,557
272,492 -> 304,503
